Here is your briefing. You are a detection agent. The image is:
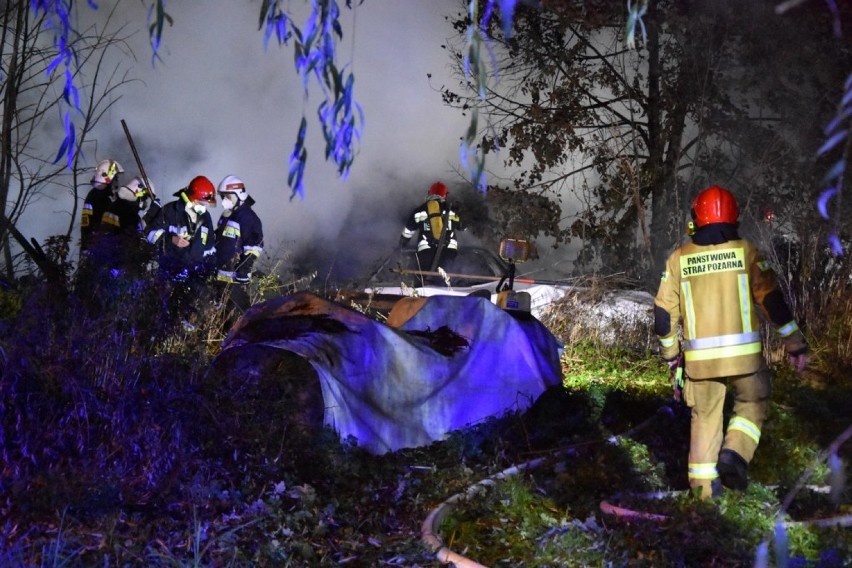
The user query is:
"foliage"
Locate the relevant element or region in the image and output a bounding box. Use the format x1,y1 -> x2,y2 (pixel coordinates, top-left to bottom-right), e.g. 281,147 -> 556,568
27,0 -> 365,204
0,2 -> 135,279
444,1 -> 852,283
755,223 -> 852,374
443,342 -> 851,567
257,0 -> 365,198
0,253 -> 850,565
815,71 -> 852,256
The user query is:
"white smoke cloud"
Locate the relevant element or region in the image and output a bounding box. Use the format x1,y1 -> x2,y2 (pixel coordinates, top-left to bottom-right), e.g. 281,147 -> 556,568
24,0 -> 475,282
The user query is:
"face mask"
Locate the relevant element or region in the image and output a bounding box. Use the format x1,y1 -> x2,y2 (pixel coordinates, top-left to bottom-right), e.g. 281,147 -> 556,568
221,196 -> 235,211
193,203 -> 207,216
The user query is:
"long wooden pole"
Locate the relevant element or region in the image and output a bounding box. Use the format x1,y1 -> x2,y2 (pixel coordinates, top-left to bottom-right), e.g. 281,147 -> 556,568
121,119 -> 156,199
390,267 -> 574,286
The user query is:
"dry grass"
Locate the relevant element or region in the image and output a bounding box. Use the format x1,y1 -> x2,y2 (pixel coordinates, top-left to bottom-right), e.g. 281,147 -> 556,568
539,273 -> 656,352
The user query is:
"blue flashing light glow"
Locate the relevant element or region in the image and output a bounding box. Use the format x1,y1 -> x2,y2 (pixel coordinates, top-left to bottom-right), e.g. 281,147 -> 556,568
30,0 -> 80,167
281,0 -> 364,196
817,187 -> 838,220
828,233 -> 843,256
220,292 -> 563,455
817,70 -> 852,255
146,0 -> 170,64
625,0 -> 649,50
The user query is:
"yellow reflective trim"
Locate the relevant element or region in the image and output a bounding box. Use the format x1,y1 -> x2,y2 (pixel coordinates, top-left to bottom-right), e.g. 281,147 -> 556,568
684,331 -> 761,351
739,273 -> 752,333
682,281 -> 695,340
147,229 -> 164,244
688,462 -> 719,480
728,416 -> 761,444
778,321 -> 800,337
102,213 -> 120,227
659,336 -> 676,348
685,342 -> 762,361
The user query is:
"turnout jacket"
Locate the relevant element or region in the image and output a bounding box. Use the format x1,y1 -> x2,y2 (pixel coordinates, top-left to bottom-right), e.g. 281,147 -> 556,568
215,196 -> 264,283
80,188 -> 114,250
401,197 -> 464,252
103,193 -> 143,236
654,223 -> 806,380
146,199 -> 216,274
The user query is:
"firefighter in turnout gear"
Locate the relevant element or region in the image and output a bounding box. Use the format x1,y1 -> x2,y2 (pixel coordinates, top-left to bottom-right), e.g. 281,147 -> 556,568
80,159 -> 124,253
103,176 -> 154,237
214,175 -> 264,313
400,181 -> 464,284
654,185 -> 808,499
96,176 -> 156,272
146,176 -> 217,317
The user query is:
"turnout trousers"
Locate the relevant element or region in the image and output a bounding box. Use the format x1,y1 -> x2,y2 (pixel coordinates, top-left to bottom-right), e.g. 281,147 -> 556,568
683,365 -> 771,498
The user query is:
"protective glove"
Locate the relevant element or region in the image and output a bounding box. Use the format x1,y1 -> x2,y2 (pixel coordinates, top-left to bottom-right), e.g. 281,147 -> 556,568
666,354 -> 685,403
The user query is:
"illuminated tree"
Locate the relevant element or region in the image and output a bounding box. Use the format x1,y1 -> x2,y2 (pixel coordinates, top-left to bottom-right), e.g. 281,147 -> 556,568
0,1 -> 134,279
444,0 -> 851,281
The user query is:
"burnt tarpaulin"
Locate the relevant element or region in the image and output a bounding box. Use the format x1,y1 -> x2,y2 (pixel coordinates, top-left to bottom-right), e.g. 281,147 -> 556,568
220,291 -> 563,454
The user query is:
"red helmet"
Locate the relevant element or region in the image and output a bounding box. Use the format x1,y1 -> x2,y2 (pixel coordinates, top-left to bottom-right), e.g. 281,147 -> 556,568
185,176 -> 216,204
691,185 -> 739,227
427,181 -> 448,198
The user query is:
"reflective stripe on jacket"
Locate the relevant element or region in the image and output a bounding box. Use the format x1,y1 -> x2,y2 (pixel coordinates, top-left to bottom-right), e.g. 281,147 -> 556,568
401,197 -> 463,252
215,198 -> 264,281
654,238 -> 804,379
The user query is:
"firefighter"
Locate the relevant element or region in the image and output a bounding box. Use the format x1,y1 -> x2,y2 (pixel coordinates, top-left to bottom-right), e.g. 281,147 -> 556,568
103,176 -> 154,237
97,176 -> 156,271
399,181 -> 464,284
146,176 -> 217,318
654,185 -> 808,499
214,175 -> 264,314
80,159 -> 124,253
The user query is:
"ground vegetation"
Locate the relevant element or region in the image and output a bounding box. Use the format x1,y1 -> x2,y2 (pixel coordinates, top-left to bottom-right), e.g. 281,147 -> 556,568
0,236 -> 849,566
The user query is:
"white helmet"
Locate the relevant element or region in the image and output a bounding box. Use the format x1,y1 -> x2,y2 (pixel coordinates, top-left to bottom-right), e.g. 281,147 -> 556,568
117,176 -> 154,203
217,175 -> 248,202
91,159 -> 124,188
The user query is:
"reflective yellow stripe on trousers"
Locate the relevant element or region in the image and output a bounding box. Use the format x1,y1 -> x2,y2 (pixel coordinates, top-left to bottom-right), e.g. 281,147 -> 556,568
688,462 -> 718,480
728,416 -> 761,445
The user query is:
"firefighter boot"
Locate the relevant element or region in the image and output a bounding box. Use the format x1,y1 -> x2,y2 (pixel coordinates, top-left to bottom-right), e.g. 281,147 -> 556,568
717,449 -> 748,491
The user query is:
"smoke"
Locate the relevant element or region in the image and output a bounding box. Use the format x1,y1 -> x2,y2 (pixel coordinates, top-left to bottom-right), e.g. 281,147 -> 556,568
25,0 -> 473,285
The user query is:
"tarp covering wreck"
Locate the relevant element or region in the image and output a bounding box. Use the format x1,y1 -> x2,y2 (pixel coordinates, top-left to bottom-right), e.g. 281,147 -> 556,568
219,291 -> 563,454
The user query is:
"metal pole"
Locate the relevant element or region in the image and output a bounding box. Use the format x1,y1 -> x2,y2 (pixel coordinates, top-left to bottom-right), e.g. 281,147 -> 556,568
120,119 -> 156,199
390,267 -> 575,286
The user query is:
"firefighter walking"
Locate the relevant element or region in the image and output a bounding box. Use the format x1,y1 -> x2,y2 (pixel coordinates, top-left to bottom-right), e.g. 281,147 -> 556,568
654,185 -> 808,499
